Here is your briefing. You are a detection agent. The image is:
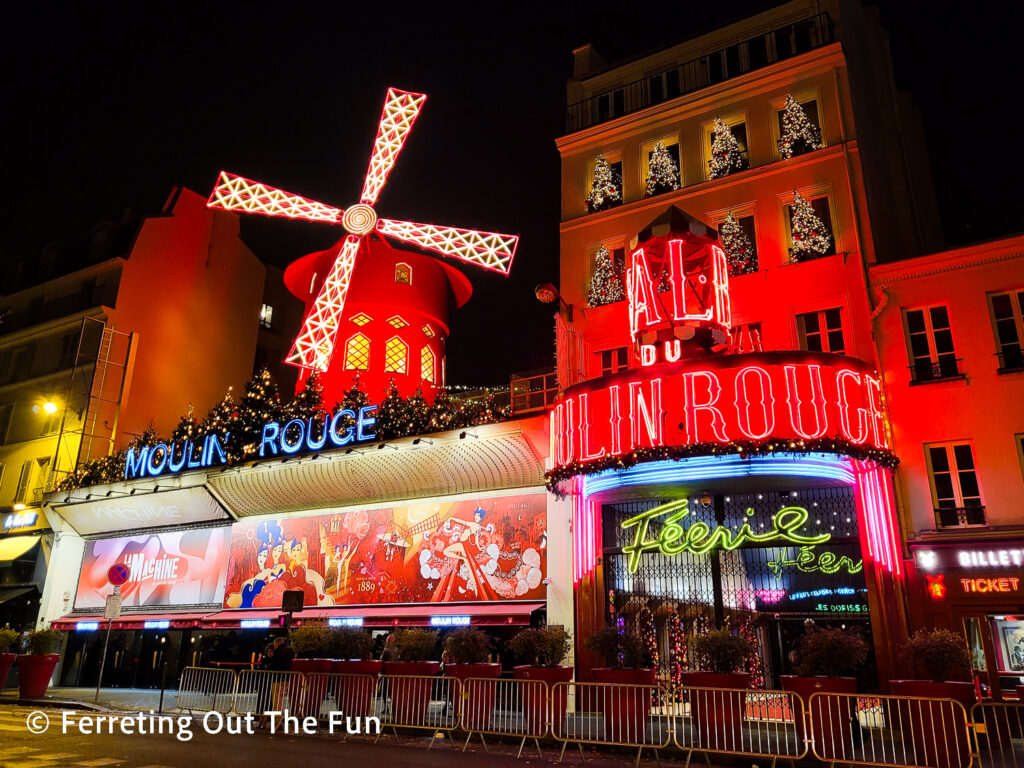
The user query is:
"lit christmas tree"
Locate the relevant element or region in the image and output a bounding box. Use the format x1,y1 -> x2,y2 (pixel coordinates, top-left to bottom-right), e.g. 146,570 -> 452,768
585,154 -> 622,213
719,212 -> 757,275
779,94 -> 822,159
197,388 -> 237,457
639,608 -> 659,671
789,191 -> 832,261
708,119 -> 745,179
375,379 -> 411,440
644,142 -> 680,198
170,405 -> 200,444
234,368 -> 284,458
668,613 -> 688,697
739,617 -> 766,689
286,372 -> 325,422
405,385 -> 431,435
586,245 -> 625,307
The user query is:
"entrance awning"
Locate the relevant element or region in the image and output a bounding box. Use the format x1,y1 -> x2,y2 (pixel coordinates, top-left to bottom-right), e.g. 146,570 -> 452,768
293,602 -> 546,627
52,612 -> 213,630
0,587 -> 35,606
203,609 -> 282,629
0,535 -> 40,562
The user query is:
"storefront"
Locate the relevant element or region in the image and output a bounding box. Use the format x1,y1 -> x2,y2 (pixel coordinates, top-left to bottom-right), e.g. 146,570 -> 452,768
0,508 -> 52,631
907,539 -> 1024,699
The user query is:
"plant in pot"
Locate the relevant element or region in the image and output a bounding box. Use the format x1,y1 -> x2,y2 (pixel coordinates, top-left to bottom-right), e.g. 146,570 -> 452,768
0,628 -> 21,690
892,628 -> 974,768
444,627 -> 499,730
681,629 -> 753,750
289,620 -> 334,715
385,629 -> 439,726
782,627 -> 868,758
327,627 -> 378,718
510,625 -> 574,736
18,628 -> 62,699
585,626 -> 657,742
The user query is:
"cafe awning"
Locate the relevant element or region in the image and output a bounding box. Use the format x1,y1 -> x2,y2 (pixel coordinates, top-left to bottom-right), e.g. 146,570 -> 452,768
0,535 -> 40,563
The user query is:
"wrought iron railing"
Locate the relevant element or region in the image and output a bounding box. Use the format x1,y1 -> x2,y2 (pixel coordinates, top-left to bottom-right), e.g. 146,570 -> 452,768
935,505 -> 987,528
908,357 -> 964,384
996,346 -> 1024,372
566,13 -> 835,133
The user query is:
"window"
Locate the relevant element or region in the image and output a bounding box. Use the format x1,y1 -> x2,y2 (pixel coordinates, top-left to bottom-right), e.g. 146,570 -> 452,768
11,345 -> 35,382
905,306 -> 960,382
721,214 -> 757,276
344,333 -> 370,370
785,195 -> 836,259
776,98 -> 822,157
387,316 -> 408,329
730,322 -> 763,353
598,347 -> 628,376
14,457 -> 50,504
641,139 -> 681,194
395,263 -> 411,284
422,324 -> 435,338
421,346 -> 435,383
704,118 -> 750,179
58,332 -> 79,369
797,308 -> 845,354
926,442 -> 985,527
0,349 -> 10,385
384,337 -> 408,374
586,156 -> 623,213
41,409 -> 62,436
0,403 -> 12,444
1016,433 -> 1024,484
259,304 -> 274,329
989,290 -> 1024,371
350,313 -> 372,326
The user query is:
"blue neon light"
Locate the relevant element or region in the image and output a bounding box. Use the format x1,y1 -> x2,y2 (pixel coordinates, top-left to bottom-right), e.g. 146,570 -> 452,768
76,622 -> 100,631
328,617 -> 364,627
240,619 -> 271,629
582,453 -> 854,497
789,587 -> 867,601
430,615 -> 471,627
143,620 -> 170,629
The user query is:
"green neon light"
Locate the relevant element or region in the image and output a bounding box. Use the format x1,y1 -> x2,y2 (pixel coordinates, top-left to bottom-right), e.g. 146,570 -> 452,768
767,545 -> 864,576
620,500 -> 831,574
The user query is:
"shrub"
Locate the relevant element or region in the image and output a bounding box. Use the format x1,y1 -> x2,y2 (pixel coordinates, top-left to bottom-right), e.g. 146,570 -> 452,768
444,627 -> 491,665
509,626 -> 572,668
289,620 -> 335,658
903,628 -> 970,683
394,629 -> 438,662
691,630 -> 752,674
795,627 -> 869,677
585,626 -> 651,669
26,628 -> 62,655
331,627 -> 374,661
0,628 -> 20,653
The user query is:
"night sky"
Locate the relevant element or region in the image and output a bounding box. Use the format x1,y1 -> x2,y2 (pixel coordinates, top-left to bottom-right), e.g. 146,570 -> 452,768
4,1 -> 1021,387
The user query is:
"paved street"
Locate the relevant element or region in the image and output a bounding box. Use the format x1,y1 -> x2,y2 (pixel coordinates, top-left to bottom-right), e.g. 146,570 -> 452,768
0,704 -> 656,768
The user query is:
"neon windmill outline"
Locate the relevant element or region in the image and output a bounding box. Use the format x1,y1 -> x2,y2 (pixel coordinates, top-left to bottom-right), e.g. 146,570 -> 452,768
207,88 -> 518,373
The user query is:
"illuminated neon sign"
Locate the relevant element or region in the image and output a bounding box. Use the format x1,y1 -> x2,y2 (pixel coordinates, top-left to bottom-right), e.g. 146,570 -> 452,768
124,405 -> 378,480
961,577 -> 1020,594
143,620 -> 170,630
926,574 -> 947,599
767,545 -> 863,576
430,615 -> 470,627
240,619 -> 271,629
328,617 -> 364,627
550,354 -> 888,473
620,500 -> 831,574
3,511 -> 38,530
916,548 -> 1024,570
76,622 -> 99,631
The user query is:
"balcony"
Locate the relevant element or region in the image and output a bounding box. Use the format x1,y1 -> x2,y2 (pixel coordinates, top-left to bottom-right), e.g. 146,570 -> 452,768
996,346 -> 1024,373
908,357 -> 965,385
935,505 -> 987,529
566,13 -> 835,133
510,370 -> 558,415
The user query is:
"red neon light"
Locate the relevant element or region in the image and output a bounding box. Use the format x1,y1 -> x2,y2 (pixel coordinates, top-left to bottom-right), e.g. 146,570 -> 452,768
784,364 -> 828,439
207,88 -> 519,372
628,379 -> 664,450
926,574 -> 946,599
579,393 -> 606,461
682,371 -> 729,442
836,369 -> 869,444
734,366 -> 775,440
626,250 -> 665,339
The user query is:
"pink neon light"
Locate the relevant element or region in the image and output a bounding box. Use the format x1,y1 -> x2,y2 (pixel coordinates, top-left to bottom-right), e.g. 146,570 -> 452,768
734,366 -> 775,440
784,364 -> 828,439
836,369 -> 869,444
682,370 -> 729,442
852,460 -> 902,577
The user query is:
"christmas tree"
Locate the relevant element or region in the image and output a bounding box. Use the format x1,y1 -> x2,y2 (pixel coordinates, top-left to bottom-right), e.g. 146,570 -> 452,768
586,245 -> 625,307
739,617 -> 766,689
375,379 -> 411,440
779,94 -> 822,159
405,385 -> 431,436
719,212 -> 757,275
585,154 -> 622,213
668,613 -> 688,699
708,119 -> 746,179
789,191 -> 832,261
170,405 -> 200,444
644,142 -> 680,198
287,372 -> 325,422
233,368 -> 284,458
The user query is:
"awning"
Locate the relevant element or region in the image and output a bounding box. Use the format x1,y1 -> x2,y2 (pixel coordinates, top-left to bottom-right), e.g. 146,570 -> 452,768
292,602 -> 545,627
203,609 -> 282,629
0,587 -> 36,606
52,612 -> 213,630
0,535 -> 40,562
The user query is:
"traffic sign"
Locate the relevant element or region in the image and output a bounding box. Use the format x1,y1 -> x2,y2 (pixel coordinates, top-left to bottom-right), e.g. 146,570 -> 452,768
107,563 -> 130,586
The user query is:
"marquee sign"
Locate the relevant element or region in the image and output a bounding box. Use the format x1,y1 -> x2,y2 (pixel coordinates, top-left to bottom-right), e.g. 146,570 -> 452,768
550,352 -> 888,474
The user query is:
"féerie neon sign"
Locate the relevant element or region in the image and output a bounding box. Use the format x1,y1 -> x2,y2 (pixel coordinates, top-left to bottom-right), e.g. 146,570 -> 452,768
620,500 -> 830,574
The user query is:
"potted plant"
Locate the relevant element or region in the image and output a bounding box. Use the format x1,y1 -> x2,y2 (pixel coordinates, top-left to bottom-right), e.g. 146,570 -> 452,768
289,620 -> 334,714
892,628 -> 974,768
781,627 -> 868,758
681,629 -> 752,750
444,627 -> 499,730
18,628 -> 61,699
510,625 -> 573,736
585,626 -> 657,741
0,628 -> 20,690
329,627 -> 379,718
385,629 -> 439,725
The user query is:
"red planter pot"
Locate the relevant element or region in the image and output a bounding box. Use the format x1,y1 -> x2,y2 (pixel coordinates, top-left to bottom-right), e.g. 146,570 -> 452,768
446,663 -> 501,730
781,675 -> 857,759
680,671 -> 750,751
0,653 -> 16,690
332,659 -> 383,717
384,661 -> 440,725
592,668 -> 657,743
291,658 -> 332,715
514,665 -> 573,736
890,680 -> 975,768
17,654 -> 59,699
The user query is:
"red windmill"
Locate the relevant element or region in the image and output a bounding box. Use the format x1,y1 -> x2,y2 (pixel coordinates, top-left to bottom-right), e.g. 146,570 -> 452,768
207,88 -> 518,401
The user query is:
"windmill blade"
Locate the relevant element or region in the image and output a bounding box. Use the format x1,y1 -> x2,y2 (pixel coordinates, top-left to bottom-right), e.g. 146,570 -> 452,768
286,234 -> 363,372
376,218 -> 518,275
359,89 -> 427,206
208,171 -> 342,224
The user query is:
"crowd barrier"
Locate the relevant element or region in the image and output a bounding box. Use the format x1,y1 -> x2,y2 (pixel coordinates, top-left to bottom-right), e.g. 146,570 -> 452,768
175,666 -> 1024,766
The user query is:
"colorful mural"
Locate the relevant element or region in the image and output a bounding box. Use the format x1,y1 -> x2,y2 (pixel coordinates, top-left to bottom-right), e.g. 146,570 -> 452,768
224,494 -> 547,608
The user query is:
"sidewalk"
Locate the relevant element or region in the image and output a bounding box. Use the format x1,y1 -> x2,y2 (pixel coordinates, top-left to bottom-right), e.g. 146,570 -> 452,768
0,686 -> 179,713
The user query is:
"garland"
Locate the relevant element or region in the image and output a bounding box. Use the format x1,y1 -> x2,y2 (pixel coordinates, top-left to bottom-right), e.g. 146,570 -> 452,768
546,436 -> 899,495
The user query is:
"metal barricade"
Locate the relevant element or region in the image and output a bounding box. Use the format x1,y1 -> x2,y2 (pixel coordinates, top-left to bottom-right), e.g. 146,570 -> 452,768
373,674 -> 460,747
458,677 -> 550,757
808,692 -> 973,768
551,681 -> 671,767
972,701 -> 1024,768
672,686 -> 806,766
234,669 -> 306,717
304,672 -> 379,723
175,666 -> 238,713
